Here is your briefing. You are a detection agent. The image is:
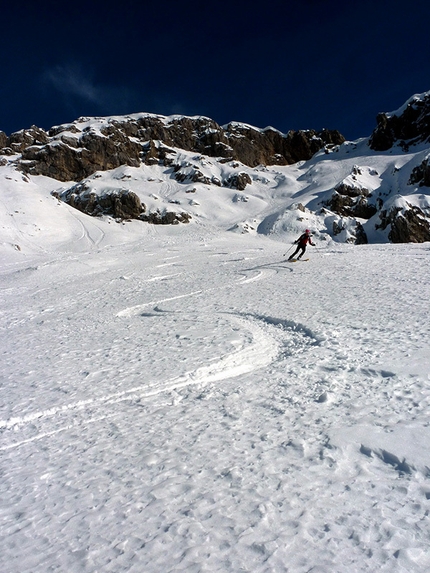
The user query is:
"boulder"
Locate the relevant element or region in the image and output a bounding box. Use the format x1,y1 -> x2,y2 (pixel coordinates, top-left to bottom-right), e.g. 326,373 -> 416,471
140,210 -> 191,225
224,172 -> 252,190
173,162 -> 212,185
55,183 -> 144,219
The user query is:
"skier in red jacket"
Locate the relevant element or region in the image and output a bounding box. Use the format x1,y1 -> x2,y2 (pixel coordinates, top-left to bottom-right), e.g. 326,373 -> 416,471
288,229 -> 315,260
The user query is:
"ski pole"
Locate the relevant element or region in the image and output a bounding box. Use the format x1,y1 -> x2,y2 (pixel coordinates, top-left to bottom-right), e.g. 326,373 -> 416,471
283,244 -> 295,257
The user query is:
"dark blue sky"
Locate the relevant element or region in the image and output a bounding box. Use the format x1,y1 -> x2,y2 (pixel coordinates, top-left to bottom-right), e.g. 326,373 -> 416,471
2,0 -> 430,140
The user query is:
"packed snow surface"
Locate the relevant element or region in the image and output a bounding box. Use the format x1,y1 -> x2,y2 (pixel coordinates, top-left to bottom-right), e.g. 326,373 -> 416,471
1,205 -> 430,573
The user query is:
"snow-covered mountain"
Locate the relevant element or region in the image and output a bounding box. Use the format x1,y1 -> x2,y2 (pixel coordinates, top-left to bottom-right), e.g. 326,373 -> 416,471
1,94 -> 430,573
1,91 -> 430,261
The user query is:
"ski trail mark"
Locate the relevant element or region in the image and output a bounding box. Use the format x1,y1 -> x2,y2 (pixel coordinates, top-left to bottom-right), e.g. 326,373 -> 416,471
144,272 -> 182,282
0,315 -> 279,446
116,290 -> 203,317
237,269 -> 273,284
0,413 -> 118,451
246,313 -> 326,345
156,262 -> 178,268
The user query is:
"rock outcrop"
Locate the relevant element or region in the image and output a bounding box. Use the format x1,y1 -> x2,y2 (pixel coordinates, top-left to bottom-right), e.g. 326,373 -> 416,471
325,183 -> 377,220
322,165 -> 378,242
375,202 -> 430,243
53,183 -> 145,219
53,182 -> 190,224
1,114 -> 344,183
369,92 -> 430,151
223,172 -> 252,191
409,154 -> 430,187
20,128 -> 142,181
140,210 -> 191,225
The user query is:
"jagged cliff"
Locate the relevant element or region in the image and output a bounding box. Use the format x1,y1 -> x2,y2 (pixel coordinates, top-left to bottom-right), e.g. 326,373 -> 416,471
369,92 -> 430,151
0,114 -> 344,182
1,95 -> 430,244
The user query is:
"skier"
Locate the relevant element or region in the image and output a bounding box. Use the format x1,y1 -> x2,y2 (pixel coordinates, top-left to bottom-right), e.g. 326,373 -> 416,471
288,229 -> 315,260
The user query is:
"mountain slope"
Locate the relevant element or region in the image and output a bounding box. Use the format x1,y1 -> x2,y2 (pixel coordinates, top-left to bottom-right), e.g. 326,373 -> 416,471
1,91 -> 430,260
1,226 -> 430,573
1,93 -> 430,573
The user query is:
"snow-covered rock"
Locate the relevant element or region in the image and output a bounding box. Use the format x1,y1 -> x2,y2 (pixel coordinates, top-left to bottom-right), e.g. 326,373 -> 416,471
369,90 -> 430,151
2,91 -> 430,242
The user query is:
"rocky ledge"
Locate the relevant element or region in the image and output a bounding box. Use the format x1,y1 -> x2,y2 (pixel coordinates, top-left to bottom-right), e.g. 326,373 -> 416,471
0,115 -> 344,182
369,92 -> 430,151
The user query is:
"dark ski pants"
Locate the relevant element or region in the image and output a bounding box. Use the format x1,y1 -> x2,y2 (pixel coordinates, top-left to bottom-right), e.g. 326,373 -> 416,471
289,245 -> 306,260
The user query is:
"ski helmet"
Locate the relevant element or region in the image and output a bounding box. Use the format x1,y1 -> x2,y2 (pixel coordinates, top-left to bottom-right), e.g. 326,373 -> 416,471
305,229 -> 311,234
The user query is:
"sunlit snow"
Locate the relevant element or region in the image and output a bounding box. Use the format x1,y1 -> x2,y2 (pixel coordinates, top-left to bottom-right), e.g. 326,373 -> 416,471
1,130 -> 430,573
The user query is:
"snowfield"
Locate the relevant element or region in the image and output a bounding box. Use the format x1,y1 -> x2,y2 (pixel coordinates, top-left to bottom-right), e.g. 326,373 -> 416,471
1,124 -> 430,572
1,221 -> 430,573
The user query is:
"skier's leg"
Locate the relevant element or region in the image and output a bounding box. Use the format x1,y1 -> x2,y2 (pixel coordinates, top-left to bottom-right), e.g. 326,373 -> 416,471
297,246 -> 306,260
288,247 -> 300,260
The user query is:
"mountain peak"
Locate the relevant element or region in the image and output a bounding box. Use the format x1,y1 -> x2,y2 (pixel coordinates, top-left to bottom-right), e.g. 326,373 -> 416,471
369,91 -> 430,151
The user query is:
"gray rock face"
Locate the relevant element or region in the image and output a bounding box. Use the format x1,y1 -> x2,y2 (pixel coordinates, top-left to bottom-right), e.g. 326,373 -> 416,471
9,125 -> 50,151
0,131 -> 8,149
20,130 -> 142,182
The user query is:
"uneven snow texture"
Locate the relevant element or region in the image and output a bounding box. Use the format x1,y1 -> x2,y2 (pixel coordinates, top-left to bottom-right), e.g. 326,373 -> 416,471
1,221 -> 430,572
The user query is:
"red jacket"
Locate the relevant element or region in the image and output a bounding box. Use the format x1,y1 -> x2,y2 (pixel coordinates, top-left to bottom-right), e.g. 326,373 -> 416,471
296,233 -> 315,247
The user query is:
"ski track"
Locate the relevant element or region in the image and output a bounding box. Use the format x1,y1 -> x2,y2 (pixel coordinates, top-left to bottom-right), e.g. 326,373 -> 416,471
1,240 -> 430,573
116,256 -> 285,318
0,314 -> 280,447
237,268 -> 276,284
1,308 -> 332,452
116,290 -> 204,317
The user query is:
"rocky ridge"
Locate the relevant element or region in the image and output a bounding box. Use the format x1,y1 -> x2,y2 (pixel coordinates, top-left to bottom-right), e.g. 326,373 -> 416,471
0,115 -> 344,182
369,91 -> 430,151
1,92 -> 430,243
0,115 -> 344,227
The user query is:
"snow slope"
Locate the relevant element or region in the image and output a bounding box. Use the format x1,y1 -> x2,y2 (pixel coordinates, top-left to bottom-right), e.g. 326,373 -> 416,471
3,108 -> 430,260
1,172 -> 430,572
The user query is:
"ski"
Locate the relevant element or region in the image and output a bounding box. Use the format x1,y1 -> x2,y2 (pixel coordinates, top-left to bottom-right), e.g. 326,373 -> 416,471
288,258 -> 309,262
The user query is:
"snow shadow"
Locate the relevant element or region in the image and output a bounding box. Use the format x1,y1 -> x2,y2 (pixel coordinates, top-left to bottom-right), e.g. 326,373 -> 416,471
243,313 -> 324,345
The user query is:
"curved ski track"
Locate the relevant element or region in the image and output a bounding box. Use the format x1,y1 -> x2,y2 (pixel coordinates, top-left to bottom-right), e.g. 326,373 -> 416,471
0,309 -> 316,451
0,254 -> 308,452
